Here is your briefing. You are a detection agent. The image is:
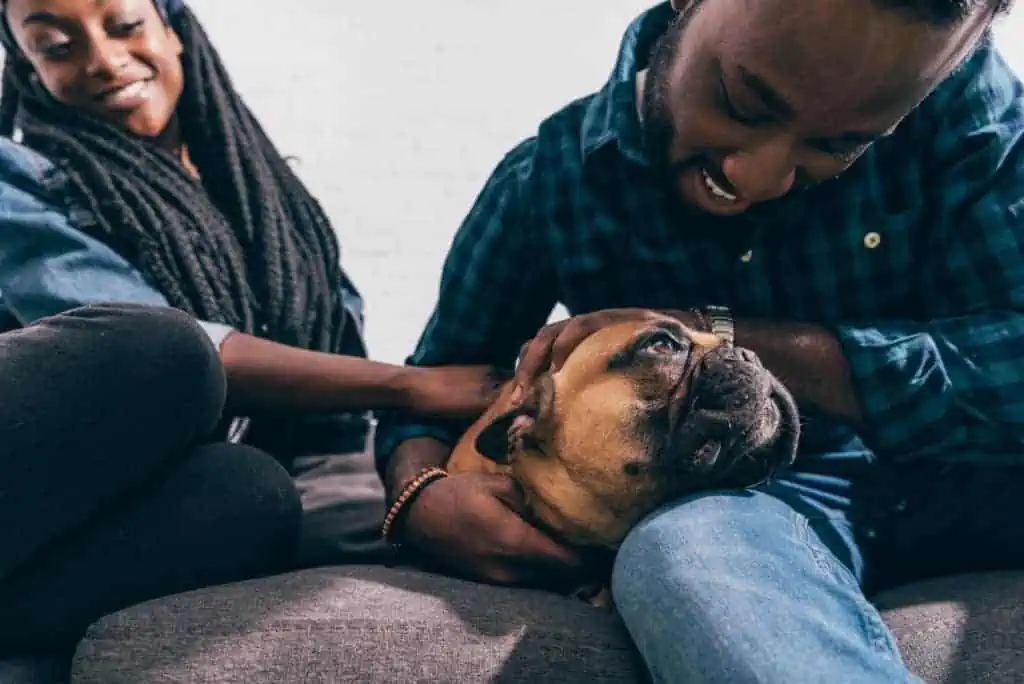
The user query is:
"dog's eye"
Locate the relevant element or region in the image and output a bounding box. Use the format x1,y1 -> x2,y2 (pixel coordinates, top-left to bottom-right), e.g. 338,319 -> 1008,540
640,332 -> 685,356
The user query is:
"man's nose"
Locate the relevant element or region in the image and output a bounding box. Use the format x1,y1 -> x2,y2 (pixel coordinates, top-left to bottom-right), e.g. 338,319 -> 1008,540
721,139 -> 797,204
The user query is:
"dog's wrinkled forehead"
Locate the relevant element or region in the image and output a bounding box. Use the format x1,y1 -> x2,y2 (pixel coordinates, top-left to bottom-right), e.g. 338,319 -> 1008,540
557,318 -> 723,383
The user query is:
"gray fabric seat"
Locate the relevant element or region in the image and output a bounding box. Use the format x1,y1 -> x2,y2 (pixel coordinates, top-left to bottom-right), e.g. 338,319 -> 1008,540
873,572 -> 1024,683
62,566 -> 1024,683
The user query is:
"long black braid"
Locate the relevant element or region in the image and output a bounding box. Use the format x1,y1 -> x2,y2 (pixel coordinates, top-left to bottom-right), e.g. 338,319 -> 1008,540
0,4 -> 351,354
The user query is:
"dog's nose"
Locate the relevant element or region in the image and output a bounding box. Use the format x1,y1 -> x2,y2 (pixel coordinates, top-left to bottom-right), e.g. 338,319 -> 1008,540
692,345 -> 770,412
705,344 -> 761,367
734,347 -> 761,366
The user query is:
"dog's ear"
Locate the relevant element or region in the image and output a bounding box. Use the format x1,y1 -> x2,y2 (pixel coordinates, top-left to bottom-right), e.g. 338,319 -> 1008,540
475,376 -> 552,464
475,410 -> 526,464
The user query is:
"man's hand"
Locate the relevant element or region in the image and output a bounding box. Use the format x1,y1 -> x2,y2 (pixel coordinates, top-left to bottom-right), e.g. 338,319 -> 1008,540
400,365 -> 509,420
511,308 -> 865,425
514,308 -> 701,389
400,472 -> 594,591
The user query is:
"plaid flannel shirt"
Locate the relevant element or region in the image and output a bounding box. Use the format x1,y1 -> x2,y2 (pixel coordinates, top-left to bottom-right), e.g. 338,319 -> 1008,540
376,3 -> 1024,474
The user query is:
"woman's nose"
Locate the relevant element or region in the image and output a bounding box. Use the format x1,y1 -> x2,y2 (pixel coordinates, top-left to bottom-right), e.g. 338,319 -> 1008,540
85,39 -> 130,78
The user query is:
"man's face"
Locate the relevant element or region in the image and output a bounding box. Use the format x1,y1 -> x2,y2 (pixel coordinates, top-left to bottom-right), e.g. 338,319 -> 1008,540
640,0 -> 993,216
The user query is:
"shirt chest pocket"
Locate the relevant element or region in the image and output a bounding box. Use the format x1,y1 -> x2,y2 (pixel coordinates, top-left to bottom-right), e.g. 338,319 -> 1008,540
739,209 -> 924,321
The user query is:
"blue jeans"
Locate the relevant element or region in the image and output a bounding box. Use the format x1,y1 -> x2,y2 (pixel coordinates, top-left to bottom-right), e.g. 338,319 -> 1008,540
611,438 -> 1024,683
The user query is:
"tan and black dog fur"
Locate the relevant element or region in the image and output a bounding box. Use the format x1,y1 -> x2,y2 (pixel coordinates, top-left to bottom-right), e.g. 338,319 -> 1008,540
447,315 -> 800,604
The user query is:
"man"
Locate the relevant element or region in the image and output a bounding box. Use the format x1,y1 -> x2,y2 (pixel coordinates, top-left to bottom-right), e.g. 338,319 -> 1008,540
376,0 -> 1024,681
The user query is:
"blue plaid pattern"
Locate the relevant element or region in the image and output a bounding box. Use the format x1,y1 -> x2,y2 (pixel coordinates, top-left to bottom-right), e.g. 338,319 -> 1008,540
375,6 -> 1024,474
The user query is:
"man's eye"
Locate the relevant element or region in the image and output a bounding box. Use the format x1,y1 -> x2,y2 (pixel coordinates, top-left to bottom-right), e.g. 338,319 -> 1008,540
641,332 -> 686,355
825,144 -> 867,164
718,76 -> 768,127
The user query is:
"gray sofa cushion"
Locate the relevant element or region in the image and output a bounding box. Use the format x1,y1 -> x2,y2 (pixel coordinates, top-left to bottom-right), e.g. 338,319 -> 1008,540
70,567 -> 1024,683
70,566 -> 645,683
872,571 -> 1024,683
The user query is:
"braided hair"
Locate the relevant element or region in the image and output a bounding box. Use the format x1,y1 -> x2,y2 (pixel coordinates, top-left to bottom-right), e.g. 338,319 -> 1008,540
0,1 -> 354,354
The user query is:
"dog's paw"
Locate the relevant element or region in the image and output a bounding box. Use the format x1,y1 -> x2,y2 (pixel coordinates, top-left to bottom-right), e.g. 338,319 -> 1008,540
570,583 -> 614,609
586,587 -> 614,609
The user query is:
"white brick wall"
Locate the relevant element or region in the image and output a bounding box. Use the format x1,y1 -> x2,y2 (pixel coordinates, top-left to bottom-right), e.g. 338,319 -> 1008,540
187,1 -> 1023,363
187,1 -> 656,362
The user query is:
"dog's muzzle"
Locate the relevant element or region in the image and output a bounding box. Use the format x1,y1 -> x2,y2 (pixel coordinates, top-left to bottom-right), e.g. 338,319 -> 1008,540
662,345 -> 800,493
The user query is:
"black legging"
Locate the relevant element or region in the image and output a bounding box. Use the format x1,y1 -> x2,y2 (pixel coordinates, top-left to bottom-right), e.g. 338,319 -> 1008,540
0,304 -> 302,655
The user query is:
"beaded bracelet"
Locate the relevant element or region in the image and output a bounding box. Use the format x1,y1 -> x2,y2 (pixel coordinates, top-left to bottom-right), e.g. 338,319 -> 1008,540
380,467 -> 449,544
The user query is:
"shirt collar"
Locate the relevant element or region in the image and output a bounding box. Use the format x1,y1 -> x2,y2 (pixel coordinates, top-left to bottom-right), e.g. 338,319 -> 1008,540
581,2 -> 676,166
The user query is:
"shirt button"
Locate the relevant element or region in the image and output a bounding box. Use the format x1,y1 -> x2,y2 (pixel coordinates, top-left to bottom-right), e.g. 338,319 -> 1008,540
739,249 -> 753,263
863,232 -> 881,249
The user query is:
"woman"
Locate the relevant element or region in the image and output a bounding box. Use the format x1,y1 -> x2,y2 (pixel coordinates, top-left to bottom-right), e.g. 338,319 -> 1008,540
0,0 -> 498,654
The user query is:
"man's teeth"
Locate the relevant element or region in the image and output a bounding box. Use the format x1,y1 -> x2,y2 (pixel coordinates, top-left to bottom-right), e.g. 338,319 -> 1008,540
701,168 -> 738,202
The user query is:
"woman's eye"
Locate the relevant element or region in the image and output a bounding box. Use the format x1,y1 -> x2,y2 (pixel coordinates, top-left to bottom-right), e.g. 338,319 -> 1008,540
40,41 -> 73,59
110,19 -> 145,37
641,333 -> 685,355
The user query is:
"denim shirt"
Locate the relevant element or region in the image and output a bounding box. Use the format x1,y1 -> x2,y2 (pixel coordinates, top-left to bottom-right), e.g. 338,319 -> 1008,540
0,136 -> 371,448
0,136 -> 368,354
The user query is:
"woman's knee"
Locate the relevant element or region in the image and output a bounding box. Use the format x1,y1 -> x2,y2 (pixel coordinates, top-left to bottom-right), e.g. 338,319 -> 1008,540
57,304 -> 227,438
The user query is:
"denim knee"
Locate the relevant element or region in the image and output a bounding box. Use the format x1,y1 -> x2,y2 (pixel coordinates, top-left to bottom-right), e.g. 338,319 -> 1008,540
610,491 -> 913,684
612,490 -> 799,603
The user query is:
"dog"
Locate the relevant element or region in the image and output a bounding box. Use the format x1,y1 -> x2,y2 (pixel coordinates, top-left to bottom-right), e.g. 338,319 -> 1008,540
447,314 -> 800,605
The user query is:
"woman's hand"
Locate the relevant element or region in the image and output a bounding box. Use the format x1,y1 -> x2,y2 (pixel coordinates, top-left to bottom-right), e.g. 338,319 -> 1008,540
400,365 -> 509,420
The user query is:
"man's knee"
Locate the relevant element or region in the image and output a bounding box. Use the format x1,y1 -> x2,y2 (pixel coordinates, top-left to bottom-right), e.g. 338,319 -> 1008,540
610,492 -> 819,681
612,491 -> 799,611
610,493 -> 912,683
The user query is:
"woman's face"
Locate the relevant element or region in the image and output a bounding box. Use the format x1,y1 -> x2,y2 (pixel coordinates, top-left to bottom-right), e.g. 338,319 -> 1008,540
5,0 -> 184,138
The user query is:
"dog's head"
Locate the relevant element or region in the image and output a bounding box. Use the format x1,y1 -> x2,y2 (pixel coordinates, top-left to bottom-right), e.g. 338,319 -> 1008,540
475,317 -> 799,548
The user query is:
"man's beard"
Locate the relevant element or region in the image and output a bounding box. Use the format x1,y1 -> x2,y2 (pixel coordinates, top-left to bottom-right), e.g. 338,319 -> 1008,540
640,5 -> 699,170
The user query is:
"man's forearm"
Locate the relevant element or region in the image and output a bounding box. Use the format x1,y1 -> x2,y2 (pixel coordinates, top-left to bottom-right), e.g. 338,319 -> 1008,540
670,311 -> 864,424
734,318 -> 863,424
384,437 -> 453,502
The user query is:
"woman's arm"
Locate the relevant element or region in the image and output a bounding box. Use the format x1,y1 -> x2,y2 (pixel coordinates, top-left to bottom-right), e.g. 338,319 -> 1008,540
218,331 -> 498,418
219,331 -> 406,412
0,146 -> 497,420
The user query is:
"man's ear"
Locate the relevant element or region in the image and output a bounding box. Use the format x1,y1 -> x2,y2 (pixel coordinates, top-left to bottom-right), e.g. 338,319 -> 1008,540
474,375 -> 553,464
